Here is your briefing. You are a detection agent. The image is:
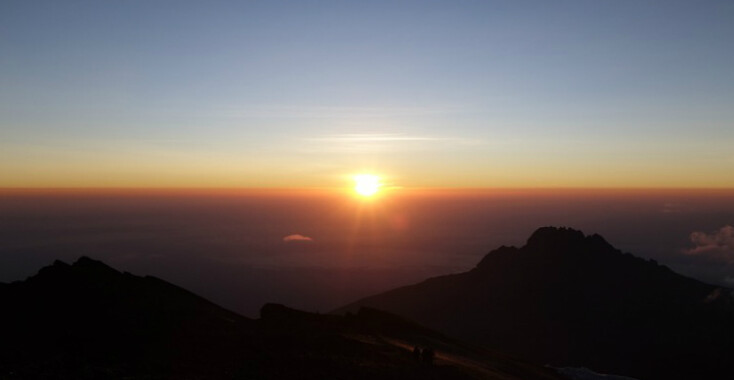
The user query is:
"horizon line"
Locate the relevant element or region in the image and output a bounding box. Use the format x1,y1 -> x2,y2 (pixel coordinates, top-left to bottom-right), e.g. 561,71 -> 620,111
2,186 -> 734,194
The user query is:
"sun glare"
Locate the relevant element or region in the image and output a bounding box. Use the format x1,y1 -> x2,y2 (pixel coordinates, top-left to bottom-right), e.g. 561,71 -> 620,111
354,174 -> 381,197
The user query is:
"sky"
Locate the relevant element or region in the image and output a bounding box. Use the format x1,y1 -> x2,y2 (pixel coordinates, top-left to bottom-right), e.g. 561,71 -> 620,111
1,0 -> 733,188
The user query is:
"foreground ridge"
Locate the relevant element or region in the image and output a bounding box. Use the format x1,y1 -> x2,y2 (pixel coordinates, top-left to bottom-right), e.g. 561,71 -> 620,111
0,256 -> 564,380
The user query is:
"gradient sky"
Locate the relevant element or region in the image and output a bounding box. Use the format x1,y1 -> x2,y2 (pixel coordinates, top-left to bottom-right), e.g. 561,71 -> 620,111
2,0 -> 733,188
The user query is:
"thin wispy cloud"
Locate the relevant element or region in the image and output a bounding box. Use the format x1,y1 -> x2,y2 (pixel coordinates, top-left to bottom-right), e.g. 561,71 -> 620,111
660,202 -> 691,214
303,133 -> 482,154
310,134 -> 441,143
221,105 -> 465,119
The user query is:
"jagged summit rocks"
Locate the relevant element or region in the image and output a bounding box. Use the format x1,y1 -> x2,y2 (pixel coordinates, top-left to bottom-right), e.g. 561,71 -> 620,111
476,227 -> 621,269
338,227 -> 734,380
523,227 -> 613,254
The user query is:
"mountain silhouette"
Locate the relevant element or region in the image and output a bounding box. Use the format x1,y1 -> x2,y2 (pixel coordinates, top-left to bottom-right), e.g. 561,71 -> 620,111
0,257 -> 255,378
337,227 -> 734,380
0,256 -> 565,380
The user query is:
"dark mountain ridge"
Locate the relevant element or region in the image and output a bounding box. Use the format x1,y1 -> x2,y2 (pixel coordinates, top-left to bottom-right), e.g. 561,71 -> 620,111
337,227 -> 734,380
1,256 -> 255,378
0,256 -> 564,380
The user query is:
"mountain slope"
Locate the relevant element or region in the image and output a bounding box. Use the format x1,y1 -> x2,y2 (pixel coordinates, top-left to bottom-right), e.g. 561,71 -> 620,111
336,227 -> 734,380
0,257 -> 256,378
0,257 -> 565,380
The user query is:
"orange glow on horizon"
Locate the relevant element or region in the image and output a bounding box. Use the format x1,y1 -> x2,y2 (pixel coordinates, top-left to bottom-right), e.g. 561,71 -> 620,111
2,187 -> 734,202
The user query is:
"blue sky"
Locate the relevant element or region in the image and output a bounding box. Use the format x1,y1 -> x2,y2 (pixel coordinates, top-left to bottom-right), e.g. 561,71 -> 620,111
1,0 -> 733,187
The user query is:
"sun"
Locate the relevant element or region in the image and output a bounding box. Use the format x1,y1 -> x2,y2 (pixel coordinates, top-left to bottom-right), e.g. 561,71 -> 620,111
353,174 -> 381,197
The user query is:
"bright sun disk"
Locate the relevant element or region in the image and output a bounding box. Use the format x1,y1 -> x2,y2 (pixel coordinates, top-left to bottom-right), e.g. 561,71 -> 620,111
354,174 -> 381,197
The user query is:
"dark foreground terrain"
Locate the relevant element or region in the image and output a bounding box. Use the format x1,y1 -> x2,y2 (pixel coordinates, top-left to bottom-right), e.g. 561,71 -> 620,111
0,256 -> 563,380
5,227 -> 733,379
338,227 -> 734,380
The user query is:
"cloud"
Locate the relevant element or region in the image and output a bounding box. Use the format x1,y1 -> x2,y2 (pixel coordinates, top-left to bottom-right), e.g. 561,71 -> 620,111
685,225 -> 734,262
283,234 -> 314,243
661,202 -> 685,214
302,133 -> 483,154
221,105 -> 465,119
312,134 -> 441,143
310,133 -> 480,145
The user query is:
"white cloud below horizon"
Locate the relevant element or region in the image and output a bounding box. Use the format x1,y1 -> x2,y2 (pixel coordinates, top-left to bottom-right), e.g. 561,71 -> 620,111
685,225 -> 734,262
283,234 -> 314,243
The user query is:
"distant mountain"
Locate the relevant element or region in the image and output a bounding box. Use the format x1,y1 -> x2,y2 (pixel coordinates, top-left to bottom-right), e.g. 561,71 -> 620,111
337,227 -> 734,380
0,257 -> 565,380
